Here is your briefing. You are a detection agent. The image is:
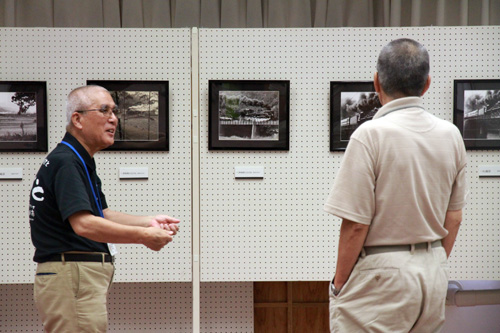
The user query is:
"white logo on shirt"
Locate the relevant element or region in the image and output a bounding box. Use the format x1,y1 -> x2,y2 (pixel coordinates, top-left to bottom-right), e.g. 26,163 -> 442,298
29,204 -> 35,222
31,179 -> 44,202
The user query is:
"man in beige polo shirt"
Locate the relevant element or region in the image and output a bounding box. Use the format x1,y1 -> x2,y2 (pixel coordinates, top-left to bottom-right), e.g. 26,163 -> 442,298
324,38 -> 467,332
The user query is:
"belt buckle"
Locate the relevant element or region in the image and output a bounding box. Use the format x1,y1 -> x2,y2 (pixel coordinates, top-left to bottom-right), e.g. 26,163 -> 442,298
101,253 -> 114,264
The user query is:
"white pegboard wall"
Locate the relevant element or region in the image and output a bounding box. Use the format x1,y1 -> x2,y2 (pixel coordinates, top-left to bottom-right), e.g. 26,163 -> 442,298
0,28 -> 192,283
452,151 -> 500,279
0,283 -> 193,332
199,26 -> 500,281
200,282 -> 253,333
0,282 -> 254,333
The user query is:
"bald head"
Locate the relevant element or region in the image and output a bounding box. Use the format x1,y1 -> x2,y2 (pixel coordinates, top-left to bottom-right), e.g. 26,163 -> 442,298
376,38 -> 430,98
66,85 -> 110,127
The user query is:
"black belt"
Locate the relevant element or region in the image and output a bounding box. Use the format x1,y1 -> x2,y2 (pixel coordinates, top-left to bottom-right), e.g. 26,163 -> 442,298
46,253 -> 114,263
363,240 -> 442,256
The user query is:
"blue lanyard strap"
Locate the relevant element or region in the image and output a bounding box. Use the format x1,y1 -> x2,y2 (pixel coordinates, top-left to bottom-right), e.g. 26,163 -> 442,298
61,140 -> 104,218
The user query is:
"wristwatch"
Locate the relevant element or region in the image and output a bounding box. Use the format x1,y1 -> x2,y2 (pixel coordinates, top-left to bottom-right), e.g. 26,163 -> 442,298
331,281 -> 341,296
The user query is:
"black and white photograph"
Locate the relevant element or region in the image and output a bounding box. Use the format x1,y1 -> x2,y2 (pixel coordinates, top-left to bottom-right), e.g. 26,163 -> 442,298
209,80 -> 289,150
87,80 -> 169,151
454,79 -> 500,149
218,90 -> 279,141
0,82 -> 47,152
330,81 -> 380,151
463,90 -> 500,138
0,92 -> 37,141
340,92 -> 381,140
110,90 -> 159,141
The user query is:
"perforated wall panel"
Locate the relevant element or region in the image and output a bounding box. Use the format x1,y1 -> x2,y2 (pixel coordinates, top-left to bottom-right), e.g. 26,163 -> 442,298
0,283 -> 193,332
199,26 -> 500,281
0,28 -> 192,283
200,282 -> 253,333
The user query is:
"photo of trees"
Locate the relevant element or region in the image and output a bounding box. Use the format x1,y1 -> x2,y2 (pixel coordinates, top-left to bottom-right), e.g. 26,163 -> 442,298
108,91 -> 159,141
0,92 -> 37,142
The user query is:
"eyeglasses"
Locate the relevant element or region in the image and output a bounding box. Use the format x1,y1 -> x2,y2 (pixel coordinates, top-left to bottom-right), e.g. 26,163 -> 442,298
76,106 -> 119,117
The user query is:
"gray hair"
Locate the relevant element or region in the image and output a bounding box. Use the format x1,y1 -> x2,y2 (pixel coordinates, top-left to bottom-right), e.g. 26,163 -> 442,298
376,38 -> 430,98
66,85 -> 109,126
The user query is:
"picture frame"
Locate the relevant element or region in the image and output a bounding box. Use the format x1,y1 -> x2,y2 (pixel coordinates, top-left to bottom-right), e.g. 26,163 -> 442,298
87,80 -> 169,151
330,81 -> 381,151
453,79 -> 500,150
0,81 -> 48,152
209,80 -> 290,150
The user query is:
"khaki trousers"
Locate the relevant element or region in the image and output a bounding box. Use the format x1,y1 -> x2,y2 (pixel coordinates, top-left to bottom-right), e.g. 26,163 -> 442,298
34,261 -> 114,333
330,245 -> 449,333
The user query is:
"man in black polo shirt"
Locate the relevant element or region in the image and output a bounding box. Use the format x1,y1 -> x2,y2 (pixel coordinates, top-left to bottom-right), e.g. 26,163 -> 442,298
29,85 -> 180,332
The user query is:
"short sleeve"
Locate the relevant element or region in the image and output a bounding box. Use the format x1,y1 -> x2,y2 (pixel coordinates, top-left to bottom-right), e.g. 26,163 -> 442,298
324,136 -> 376,225
54,162 -> 94,221
448,139 -> 467,211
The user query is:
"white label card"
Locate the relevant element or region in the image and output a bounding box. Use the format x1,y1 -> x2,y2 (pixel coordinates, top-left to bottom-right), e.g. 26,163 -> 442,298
235,166 -> 264,179
119,167 -> 149,179
0,168 -> 23,179
478,165 -> 500,177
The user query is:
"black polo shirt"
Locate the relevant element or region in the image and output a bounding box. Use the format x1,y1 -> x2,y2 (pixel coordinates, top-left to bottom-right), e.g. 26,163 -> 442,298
29,132 -> 110,263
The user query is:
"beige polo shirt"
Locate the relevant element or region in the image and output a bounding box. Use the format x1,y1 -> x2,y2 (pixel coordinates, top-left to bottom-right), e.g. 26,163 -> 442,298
324,97 -> 467,246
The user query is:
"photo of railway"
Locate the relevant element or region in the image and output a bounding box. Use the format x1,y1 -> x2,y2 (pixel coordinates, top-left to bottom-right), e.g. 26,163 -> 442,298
463,89 -> 500,139
218,90 -> 279,141
340,91 -> 381,141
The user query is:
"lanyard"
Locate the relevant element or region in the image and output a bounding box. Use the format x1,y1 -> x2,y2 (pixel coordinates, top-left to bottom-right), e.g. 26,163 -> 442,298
61,141 -> 104,218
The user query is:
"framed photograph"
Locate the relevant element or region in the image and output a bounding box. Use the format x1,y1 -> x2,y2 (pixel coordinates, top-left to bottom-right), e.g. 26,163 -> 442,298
87,80 -> 169,151
454,79 -> 500,150
330,81 -> 381,151
209,80 -> 290,150
0,81 -> 47,152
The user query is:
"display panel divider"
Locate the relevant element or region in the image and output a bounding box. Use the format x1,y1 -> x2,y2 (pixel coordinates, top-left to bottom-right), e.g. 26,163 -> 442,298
191,27 -> 201,333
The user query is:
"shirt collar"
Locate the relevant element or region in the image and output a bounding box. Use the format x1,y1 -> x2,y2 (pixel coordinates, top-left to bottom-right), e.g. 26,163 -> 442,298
373,96 -> 425,119
61,132 -> 96,172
